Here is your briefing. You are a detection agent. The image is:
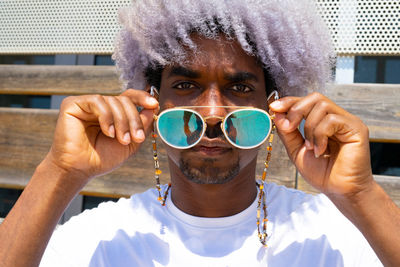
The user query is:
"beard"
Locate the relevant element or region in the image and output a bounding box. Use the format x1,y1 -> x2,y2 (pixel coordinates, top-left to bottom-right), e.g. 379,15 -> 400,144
179,157 -> 240,184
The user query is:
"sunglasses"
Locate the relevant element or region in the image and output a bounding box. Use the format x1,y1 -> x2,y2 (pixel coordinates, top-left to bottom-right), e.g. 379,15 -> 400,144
150,87 -> 279,150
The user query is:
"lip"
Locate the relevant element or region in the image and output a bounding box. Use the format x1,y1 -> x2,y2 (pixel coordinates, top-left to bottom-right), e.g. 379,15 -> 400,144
190,139 -> 232,156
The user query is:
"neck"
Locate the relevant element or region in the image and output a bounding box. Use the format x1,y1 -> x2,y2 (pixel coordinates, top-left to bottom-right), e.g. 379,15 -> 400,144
168,157 -> 258,218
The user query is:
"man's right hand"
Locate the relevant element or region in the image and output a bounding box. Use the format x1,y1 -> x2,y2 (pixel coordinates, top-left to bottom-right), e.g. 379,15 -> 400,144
0,89 -> 159,267
46,89 -> 159,183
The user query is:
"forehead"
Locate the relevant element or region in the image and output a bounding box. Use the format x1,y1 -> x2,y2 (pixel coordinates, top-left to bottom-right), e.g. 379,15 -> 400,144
169,34 -> 263,74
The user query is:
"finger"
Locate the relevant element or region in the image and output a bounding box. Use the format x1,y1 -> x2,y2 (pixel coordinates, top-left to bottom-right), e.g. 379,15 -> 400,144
303,101 -> 330,150
313,114 -> 348,157
269,96 -> 304,132
104,96 -> 131,145
139,109 -> 156,136
269,96 -> 300,114
67,95 -> 116,138
121,89 -> 159,110
285,94 -> 325,132
270,93 -> 346,133
117,95 -> 146,143
274,112 -> 306,162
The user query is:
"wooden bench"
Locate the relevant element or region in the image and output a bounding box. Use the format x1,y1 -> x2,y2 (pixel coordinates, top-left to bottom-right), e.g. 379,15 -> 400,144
0,65 -> 399,207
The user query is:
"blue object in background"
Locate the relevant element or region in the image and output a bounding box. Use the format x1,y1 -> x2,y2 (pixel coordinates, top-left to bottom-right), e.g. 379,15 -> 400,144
355,56 -> 400,84
95,55 -> 114,65
355,56 -> 400,177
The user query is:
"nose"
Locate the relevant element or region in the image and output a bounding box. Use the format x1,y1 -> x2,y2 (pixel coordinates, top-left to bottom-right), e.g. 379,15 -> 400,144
197,85 -> 227,115
196,86 -> 228,139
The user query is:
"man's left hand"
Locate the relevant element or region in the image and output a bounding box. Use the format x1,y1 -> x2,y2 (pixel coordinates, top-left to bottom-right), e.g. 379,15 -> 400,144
269,92 -> 374,199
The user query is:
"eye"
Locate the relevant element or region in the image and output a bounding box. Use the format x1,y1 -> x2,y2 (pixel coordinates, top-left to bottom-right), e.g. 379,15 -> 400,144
173,82 -> 196,90
230,84 -> 253,93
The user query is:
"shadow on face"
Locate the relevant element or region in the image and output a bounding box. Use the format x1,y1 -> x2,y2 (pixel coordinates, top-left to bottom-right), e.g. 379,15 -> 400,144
158,34 -> 269,184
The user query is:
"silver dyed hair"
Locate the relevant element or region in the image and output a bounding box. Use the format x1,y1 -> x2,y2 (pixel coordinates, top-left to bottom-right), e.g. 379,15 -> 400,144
113,0 -> 335,96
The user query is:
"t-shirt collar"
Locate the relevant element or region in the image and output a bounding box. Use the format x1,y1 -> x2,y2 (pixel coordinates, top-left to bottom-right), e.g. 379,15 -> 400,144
165,187 -> 259,229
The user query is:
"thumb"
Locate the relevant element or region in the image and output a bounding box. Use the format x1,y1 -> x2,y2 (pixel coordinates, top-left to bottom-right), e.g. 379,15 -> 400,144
140,108 -> 157,136
273,112 -> 306,162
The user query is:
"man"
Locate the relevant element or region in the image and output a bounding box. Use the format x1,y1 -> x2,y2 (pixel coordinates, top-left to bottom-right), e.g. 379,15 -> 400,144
1,0 -> 399,266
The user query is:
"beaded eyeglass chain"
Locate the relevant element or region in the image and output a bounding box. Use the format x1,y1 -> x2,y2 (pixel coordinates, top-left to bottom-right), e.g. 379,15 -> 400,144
256,90 -> 279,246
256,123 -> 275,247
150,86 -> 278,246
150,86 -> 171,206
151,129 -> 171,206
151,126 -> 275,245
151,122 -> 275,245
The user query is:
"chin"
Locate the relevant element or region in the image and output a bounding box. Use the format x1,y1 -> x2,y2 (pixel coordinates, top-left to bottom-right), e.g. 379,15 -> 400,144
179,158 -> 240,184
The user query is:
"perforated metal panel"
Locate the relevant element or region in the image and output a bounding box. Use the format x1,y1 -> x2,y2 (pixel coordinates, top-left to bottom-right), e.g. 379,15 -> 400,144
316,0 -> 400,55
0,0 -> 130,55
0,0 -> 399,55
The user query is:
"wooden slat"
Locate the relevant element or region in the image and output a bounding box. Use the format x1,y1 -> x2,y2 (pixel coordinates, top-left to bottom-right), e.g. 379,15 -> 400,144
1,64 -> 399,197
0,65 -> 122,96
0,107 -> 163,197
296,174 -> 400,207
0,107 -> 295,197
326,83 -> 400,143
1,64 -> 399,141
374,175 -> 400,207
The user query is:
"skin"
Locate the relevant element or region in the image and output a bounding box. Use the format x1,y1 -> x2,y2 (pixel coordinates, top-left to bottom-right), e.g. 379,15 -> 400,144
158,36 -> 267,217
0,35 -> 399,266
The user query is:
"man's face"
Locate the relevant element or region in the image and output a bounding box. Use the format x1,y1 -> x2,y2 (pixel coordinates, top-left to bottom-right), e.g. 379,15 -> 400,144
158,35 -> 268,184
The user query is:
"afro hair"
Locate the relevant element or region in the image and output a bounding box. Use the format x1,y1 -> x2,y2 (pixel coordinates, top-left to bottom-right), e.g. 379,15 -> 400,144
112,0 -> 335,96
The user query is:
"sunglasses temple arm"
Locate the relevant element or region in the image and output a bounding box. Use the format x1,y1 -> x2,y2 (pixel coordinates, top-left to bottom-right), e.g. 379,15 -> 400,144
267,90 -> 280,121
150,86 -> 160,99
267,90 -> 280,104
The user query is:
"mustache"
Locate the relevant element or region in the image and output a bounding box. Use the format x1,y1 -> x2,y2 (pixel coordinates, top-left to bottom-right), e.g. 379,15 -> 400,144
179,157 -> 240,185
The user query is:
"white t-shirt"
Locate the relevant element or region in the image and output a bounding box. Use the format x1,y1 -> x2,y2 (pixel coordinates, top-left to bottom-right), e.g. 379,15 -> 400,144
40,183 -> 382,267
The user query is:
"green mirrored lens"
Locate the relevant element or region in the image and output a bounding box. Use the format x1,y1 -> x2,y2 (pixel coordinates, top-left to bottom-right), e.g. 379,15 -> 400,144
158,110 -> 203,148
224,110 -> 271,148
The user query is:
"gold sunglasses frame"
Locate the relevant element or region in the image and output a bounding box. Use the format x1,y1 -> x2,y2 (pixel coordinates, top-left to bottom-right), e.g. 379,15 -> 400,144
150,86 -> 280,150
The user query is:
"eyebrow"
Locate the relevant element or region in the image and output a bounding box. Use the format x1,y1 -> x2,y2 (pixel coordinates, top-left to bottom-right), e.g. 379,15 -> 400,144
168,66 -> 201,79
224,71 -> 259,83
167,66 -> 259,83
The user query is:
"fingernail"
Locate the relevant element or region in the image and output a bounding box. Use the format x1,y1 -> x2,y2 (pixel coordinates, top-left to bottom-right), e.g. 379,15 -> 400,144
314,150 -> 320,158
136,129 -> 145,141
305,140 -> 312,149
148,97 -> 158,106
282,119 -> 290,129
108,125 -> 115,138
269,101 -> 281,109
123,132 -> 131,143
